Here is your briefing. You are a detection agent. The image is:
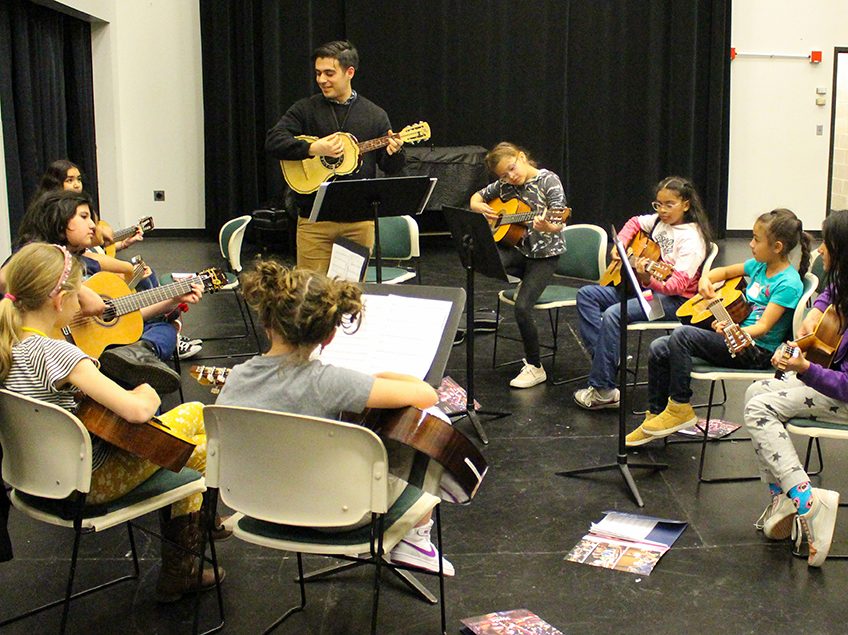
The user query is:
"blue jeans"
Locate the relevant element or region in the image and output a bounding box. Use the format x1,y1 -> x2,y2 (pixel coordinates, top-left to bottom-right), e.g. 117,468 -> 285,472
647,325 -> 772,413
142,319 -> 178,361
576,284 -> 685,390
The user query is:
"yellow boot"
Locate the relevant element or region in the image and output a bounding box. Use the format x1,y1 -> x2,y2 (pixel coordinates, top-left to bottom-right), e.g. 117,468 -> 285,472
642,399 -> 697,438
625,412 -> 658,447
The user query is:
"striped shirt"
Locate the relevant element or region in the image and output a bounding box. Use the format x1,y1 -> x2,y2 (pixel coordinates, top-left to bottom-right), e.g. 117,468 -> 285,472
4,335 -> 111,470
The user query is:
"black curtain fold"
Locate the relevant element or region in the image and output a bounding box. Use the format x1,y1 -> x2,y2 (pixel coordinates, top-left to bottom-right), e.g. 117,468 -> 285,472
0,0 -> 97,238
199,0 -> 730,237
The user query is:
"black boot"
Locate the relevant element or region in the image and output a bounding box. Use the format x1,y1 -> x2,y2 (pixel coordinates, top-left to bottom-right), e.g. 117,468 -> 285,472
156,511 -> 225,603
100,341 -> 181,394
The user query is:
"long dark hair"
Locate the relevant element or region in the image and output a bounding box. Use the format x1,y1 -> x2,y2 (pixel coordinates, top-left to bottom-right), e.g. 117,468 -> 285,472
822,209 -> 848,322
756,208 -> 812,276
654,176 -> 713,249
15,190 -> 93,251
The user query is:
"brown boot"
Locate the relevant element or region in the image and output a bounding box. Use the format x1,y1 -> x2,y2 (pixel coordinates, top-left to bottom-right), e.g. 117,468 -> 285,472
156,511 -> 225,603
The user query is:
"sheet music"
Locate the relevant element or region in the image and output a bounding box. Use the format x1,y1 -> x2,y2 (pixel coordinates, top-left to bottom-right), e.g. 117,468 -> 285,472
327,239 -> 369,282
319,294 -> 452,378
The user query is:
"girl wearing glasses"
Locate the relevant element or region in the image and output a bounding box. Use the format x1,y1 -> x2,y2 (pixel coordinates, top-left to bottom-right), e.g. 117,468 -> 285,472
574,176 -> 712,410
470,142 -> 567,389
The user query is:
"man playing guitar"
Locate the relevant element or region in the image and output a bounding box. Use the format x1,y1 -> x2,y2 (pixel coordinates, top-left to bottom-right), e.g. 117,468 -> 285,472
265,40 -> 405,274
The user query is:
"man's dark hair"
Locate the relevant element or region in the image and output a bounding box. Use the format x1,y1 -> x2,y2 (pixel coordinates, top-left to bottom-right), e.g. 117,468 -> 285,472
311,40 -> 359,70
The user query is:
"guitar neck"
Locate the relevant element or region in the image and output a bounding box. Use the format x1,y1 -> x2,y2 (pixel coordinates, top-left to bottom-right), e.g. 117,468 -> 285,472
357,135 -> 393,154
497,209 -> 564,225
105,276 -> 200,318
112,225 -> 139,242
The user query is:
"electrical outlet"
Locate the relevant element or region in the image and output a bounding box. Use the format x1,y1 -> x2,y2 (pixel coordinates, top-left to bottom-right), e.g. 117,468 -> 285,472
153,190 -> 165,202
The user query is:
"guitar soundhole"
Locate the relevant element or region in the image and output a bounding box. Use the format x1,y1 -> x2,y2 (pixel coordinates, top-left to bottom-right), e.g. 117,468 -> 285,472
320,155 -> 344,169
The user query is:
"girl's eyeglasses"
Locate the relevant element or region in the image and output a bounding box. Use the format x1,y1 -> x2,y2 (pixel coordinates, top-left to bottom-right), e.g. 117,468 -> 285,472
652,200 -> 681,212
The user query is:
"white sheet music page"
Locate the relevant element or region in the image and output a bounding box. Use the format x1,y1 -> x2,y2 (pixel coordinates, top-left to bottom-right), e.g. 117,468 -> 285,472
318,294 -> 452,378
327,242 -> 367,282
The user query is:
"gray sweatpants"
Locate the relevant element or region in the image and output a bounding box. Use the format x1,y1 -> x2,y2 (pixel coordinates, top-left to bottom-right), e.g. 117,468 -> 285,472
744,375 -> 848,492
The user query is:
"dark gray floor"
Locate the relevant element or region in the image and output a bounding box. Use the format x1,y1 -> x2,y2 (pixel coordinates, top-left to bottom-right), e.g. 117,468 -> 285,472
2,232 -> 847,635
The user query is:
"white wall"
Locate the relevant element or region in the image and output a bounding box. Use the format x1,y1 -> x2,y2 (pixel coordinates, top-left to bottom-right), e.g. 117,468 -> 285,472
0,97 -> 10,256
1,0 -> 205,236
729,0 -> 848,231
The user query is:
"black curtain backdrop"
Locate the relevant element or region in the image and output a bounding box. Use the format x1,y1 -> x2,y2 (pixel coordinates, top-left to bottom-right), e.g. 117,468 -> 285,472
200,0 -> 730,237
0,0 -> 98,237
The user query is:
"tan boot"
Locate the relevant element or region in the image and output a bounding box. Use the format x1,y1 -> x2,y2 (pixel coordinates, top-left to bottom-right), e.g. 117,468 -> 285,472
156,511 -> 225,603
642,399 -> 697,438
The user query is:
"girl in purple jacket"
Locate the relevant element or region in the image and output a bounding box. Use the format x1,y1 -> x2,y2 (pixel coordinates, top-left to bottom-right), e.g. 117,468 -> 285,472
743,209 -> 848,567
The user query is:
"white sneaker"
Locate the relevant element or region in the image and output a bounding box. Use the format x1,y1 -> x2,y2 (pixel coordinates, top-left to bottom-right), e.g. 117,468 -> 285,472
509,360 -> 547,388
179,333 -> 203,347
754,495 -> 796,540
573,386 -> 620,410
177,337 -> 202,360
794,488 -> 840,567
389,520 -> 455,576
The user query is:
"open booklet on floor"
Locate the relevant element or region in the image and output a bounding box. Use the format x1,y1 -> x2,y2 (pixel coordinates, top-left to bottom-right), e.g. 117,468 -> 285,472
461,608 -> 564,634
566,511 -> 687,575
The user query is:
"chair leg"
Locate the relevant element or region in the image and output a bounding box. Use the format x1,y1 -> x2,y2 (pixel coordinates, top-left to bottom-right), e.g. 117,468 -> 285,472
492,296 -> 502,368
697,380 -> 758,483
372,515 -> 385,635
262,553 -> 306,635
802,437 -> 824,476
193,489 -> 226,635
435,505 -> 447,635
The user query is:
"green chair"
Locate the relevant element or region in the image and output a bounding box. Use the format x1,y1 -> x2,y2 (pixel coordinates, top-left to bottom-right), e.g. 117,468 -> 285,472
365,215 -> 420,284
809,249 -> 827,295
492,224 -> 607,382
0,389 -> 223,634
686,271 -> 819,483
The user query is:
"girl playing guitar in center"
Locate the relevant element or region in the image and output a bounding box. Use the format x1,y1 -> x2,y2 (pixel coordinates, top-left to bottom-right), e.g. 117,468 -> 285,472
470,142 -> 567,389
213,259 -> 454,576
626,208 -> 810,445
742,209 -> 848,567
574,176 -> 712,410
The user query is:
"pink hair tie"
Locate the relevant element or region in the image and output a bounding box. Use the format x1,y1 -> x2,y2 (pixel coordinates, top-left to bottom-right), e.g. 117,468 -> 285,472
49,245 -> 73,298
3,293 -> 16,302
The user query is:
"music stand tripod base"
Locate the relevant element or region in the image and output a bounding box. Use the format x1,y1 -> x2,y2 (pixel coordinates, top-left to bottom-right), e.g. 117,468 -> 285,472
556,227 -> 667,507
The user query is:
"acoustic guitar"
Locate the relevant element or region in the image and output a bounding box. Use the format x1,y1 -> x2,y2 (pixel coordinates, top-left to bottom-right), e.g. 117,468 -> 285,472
76,398 -> 195,472
487,198 -> 571,248
95,216 -> 155,257
774,305 -> 845,379
676,276 -> 754,357
190,364 -> 488,502
56,268 -> 227,358
280,121 -> 432,194
599,230 -> 673,287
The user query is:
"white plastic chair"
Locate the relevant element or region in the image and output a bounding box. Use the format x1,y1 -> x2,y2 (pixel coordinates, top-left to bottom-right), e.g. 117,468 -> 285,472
686,271 -> 819,482
203,405 -> 444,635
0,389 -> 222,634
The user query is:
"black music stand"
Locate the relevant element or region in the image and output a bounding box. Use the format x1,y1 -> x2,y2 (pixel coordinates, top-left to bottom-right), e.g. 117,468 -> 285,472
309,175 -> 437,282
442,206 -> 512,445
556,228 -> 667,507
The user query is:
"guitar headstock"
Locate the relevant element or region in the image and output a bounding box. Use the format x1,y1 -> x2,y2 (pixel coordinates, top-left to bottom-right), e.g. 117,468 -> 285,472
647,261 -> 674,282
190,365 -> 230,394
398,121 -> 431,144
546,207 -> 572,224
197,268 -> 229,293
136,216 -> 155,233
722,324 -> 754,357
